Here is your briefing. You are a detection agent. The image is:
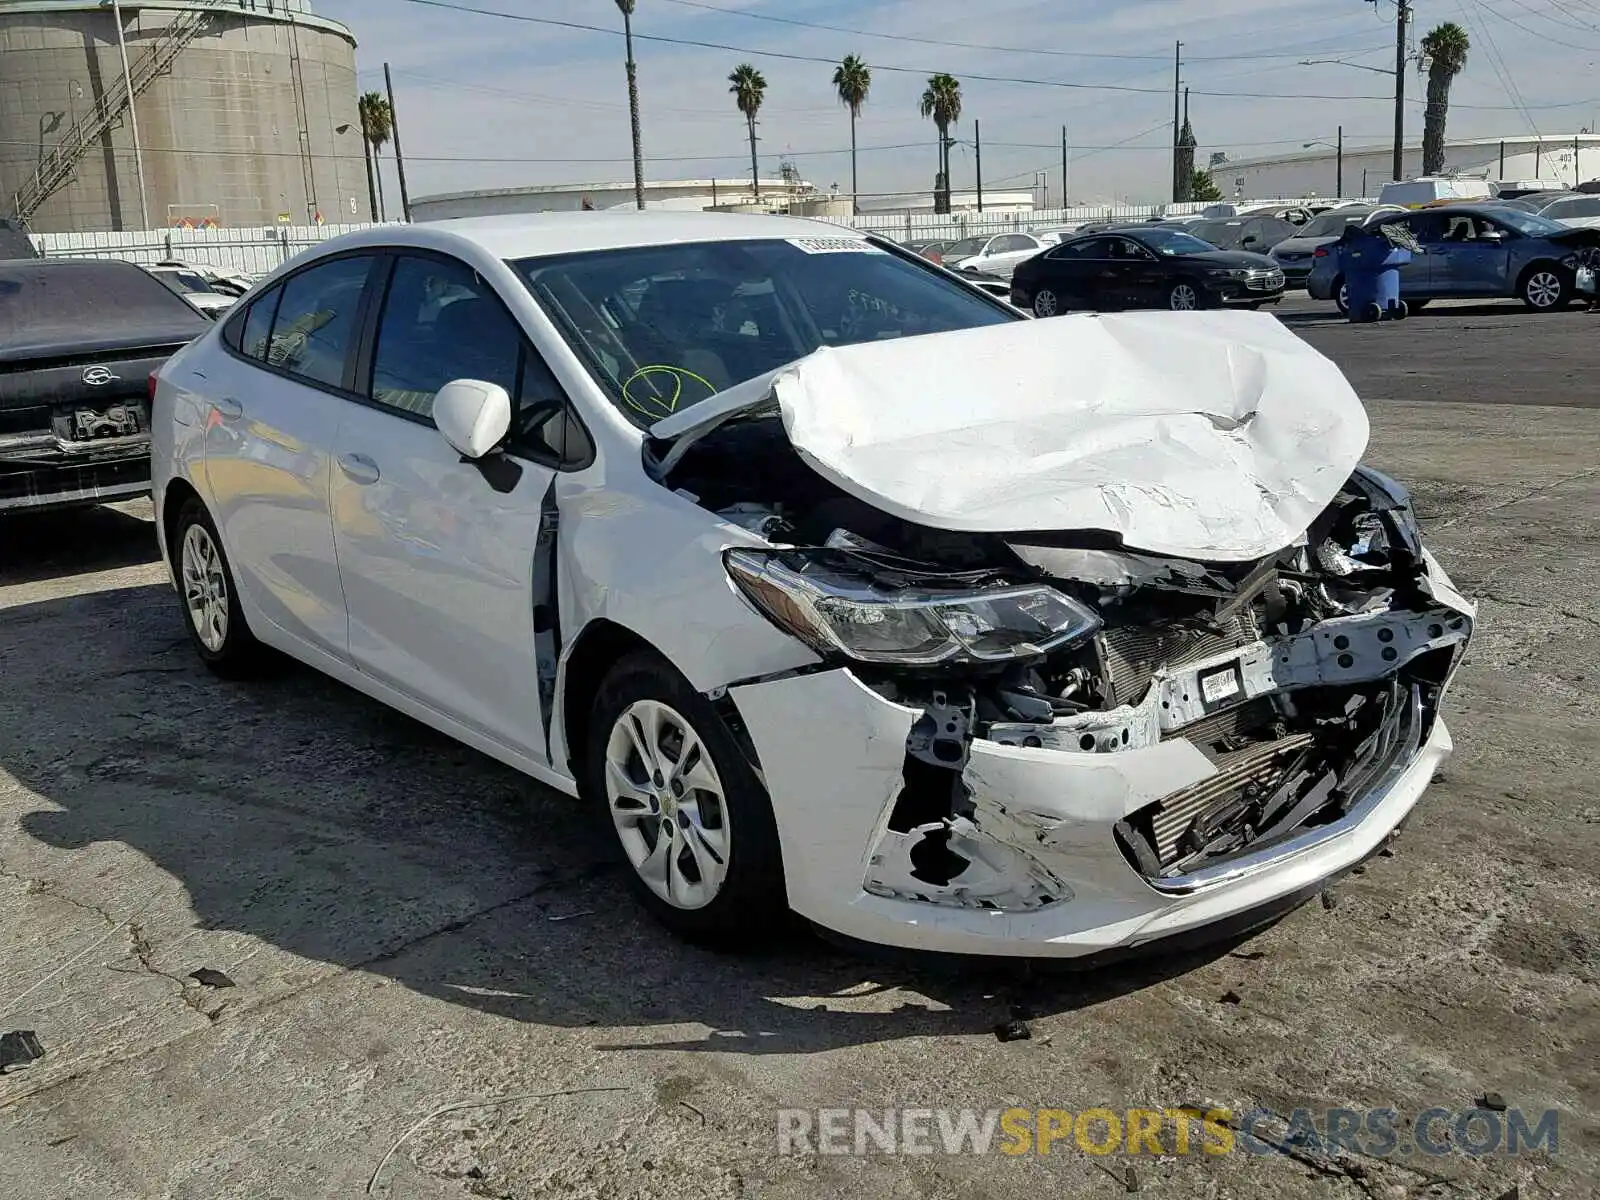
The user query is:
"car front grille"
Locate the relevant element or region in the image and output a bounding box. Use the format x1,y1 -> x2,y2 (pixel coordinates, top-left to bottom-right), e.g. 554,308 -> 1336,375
1245,269 -> 1285,291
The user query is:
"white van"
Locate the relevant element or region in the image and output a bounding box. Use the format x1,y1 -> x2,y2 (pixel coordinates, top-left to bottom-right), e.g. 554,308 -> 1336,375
1378,177 -> 1495,208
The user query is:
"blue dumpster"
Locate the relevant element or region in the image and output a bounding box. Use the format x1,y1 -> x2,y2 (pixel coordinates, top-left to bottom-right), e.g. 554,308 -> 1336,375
1340,233 -> 1411,323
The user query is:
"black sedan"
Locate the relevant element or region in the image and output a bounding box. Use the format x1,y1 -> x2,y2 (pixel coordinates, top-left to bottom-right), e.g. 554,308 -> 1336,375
1009,227 -> 1286,316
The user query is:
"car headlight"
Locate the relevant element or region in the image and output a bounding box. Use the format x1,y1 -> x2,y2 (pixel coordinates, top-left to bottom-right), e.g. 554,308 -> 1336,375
1205,267 -> 1249,278
724,548 -> 1101,666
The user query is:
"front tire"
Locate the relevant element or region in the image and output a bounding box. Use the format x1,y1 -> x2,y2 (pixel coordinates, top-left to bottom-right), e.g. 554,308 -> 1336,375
173,497 -> 266,677
1521,265 -> 1571,312
1033,288 -> 1060,317
583,651 -> 787,948
1169,281 -> 1203,311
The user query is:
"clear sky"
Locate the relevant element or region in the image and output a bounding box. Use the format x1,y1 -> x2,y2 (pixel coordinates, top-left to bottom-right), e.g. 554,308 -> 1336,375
316,0 -> 1600,204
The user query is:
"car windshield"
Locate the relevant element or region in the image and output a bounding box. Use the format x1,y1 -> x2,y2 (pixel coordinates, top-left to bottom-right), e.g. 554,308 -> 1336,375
1300,209 -> 1375,238
1486,208 -> 1567,236
153,269 -> 217,295
943,237 -> 987,258
1545,196 -> 1600,218
514,237 -> 1016,427
1188,221 -> 1247,247
1135,229 -> 1218,255
0,260 -> 205,345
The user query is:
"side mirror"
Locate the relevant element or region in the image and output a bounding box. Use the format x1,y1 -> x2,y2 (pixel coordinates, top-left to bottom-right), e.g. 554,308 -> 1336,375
1479,229 -> 1506,242
1241,235 -> 1260,247
434,379 -> 511,459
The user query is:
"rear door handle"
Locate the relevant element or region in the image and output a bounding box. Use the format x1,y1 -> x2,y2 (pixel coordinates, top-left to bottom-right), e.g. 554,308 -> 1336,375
213,397 -> 243,420
337,452 -> 380,485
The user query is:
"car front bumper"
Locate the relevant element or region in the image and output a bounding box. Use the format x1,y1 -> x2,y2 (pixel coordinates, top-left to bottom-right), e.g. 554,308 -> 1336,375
728,553 -> 1472,959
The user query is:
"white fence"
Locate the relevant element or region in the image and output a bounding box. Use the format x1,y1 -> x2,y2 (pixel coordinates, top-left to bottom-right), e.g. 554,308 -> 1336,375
29,224 -> 385,278
28,196 -> 1350,271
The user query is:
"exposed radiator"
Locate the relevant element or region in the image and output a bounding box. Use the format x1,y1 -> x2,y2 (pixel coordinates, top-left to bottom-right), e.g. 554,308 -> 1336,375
1149,731 -> 1314,863
1101,612 -> 1259,707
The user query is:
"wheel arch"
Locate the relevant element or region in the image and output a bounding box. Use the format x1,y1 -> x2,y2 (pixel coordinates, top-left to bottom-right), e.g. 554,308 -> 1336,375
161,477 -> 205,575
1515,257 -> 1569,297
556,617 -> 769,785
557,618 -> 668,779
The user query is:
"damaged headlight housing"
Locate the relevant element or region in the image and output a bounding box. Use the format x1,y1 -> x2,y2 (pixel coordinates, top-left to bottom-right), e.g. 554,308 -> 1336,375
724,548 -> 1101,666
1316,465 -> 1424,577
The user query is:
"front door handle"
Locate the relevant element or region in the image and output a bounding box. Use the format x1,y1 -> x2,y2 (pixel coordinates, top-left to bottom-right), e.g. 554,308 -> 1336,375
337,452 -> 380,485
213,397 -> 243,420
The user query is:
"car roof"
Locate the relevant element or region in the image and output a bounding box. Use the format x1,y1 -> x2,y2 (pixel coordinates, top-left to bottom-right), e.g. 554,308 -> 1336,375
378,211 -> 873,260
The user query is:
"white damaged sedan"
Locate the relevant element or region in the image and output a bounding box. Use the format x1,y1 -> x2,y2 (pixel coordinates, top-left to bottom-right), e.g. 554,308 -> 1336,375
151,213 -> 1473,958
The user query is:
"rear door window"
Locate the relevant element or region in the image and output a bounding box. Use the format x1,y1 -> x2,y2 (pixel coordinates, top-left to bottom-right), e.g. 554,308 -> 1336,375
234,288 -> 282,360
263,255 -> 374,388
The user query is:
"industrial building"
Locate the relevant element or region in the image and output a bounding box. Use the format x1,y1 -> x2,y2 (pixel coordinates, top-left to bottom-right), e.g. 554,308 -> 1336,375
0,0 -> 367,233
410,175 -> 846,221
1216,133 -> 1600,201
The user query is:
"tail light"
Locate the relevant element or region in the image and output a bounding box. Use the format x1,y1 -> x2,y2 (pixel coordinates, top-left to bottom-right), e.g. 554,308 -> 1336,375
1313,246 -> 1330,258
148,371 -> 159,403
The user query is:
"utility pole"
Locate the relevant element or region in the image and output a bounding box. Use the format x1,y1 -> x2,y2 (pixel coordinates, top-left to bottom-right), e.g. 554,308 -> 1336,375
384,63 -> 412,222
1061,125 -> 1069,208
1392,0 -> 1409,183
1337,124 -> 1344,197
110,0 -> 149,229
1172,41 -> 1184,202
617,0 -> 645,210
974,119 -> 983,212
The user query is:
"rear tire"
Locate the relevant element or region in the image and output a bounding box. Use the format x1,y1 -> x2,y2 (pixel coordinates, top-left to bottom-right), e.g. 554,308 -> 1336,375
582,651 -> 788,949
1333,277 -> 1350,316
172,497 -> 266,678
1032,288 -> 1060,317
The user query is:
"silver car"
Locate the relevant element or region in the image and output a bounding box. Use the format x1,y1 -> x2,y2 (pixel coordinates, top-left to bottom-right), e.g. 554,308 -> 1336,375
1270,205 -> 1402,286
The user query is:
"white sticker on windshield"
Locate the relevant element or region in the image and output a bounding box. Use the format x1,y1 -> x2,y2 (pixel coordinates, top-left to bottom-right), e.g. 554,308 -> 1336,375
786,237 -> 886,255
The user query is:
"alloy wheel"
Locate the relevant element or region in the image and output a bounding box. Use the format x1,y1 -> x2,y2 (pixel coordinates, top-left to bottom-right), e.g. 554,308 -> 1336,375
604,699 -> 731,910
1525,270 -> 1562,309
1170,283 -> 1199,311
181,523 -> 229,653
1033,289 -> 1059,317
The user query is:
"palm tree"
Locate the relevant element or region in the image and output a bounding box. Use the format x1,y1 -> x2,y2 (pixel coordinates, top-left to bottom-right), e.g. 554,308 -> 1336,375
832,54 -> 871,215
1420,22 -> 1470,176
616,0 -> 645,210
729,64 -> 767,200
919,73 -> 961,214
358,91 -> 391,221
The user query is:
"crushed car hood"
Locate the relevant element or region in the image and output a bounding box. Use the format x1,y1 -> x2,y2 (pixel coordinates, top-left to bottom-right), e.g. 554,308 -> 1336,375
650,310 -> 1370,562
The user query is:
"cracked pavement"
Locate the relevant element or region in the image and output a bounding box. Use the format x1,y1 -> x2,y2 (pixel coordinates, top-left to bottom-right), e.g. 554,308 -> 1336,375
1,298 -> 1597,1199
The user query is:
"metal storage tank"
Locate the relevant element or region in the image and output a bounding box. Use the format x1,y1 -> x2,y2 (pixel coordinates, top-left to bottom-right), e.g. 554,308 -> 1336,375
0,0 -> 369,233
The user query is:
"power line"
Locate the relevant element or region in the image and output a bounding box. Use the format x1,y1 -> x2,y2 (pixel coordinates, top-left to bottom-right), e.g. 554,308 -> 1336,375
654,0 -> 1389,64
1479,0 -> 1600,48
391,0 -> 1399,102
1463,0 -> 1545,134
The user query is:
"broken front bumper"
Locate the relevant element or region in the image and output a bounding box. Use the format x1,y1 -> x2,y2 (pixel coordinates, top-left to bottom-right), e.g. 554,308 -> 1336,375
729,555 -> 1472,959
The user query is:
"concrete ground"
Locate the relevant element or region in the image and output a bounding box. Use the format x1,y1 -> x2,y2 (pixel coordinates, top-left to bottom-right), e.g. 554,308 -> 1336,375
1,296 -> 1597,1199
